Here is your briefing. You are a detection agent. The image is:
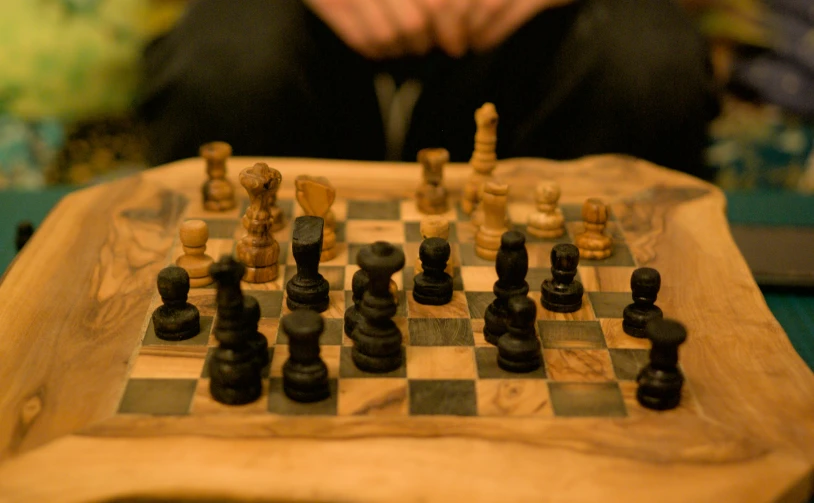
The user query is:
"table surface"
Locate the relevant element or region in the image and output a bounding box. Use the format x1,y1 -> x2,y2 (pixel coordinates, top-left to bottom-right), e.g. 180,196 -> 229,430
0,155 -> 812,503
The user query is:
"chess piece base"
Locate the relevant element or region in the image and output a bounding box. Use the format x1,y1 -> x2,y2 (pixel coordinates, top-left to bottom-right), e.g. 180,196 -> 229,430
243,264 -> 278,283
497,354 -> 542,373
351,346 -> 403,373
541,280 -> 584,313
527,226 -> 565,239
283,361 -> 330,403
209,381 -> 262,405
189,275 -> 214,288
636,368 -> 684,410
286,277 -> 330,313
498,332 -> 542,373
623,305 -> 664,338
152,305 -> 200,341
575,233 -> 613,259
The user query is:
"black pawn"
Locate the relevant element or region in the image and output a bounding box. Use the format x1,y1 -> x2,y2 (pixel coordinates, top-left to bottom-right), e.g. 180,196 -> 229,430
623,267 -> 663,338
208,256 -> 262,405
636,318 -> 687,410
352,241 -> 405,373
498,296 -> 542,373
484,231 -> 529,346
152,266 -> 200,341
15,221 -> 34,251
541,243 -> 583,313
344,268 -> 369,340
412,237 -> 453,305
244,295 -> 270,371
282,309 -> 330,402
286,216 -> 330,312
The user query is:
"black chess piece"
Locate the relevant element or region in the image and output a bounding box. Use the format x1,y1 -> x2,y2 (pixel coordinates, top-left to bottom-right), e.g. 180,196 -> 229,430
484,231 -> 529,346
286,216 -> 330,312
208,256 -> 262,405
15,221 -> 34,251
282,309 -> 330,402
497,295 -> 542,373
352,241 -> 405,373
244,295 -> 270,371
344,268 -> 369,340
636,318 -> 687,410
541,243 -> 583,313
152,266 -> 200,341
412,237 -> 453,305
623,267 -> 664,338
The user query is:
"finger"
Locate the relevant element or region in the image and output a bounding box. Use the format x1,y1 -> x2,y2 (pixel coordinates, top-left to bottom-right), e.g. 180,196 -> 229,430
421,0 -> 469,57
353,1 -> 407,59
470,1 -> 543,51
466,0 -> 511,45
382,0 -> 433,56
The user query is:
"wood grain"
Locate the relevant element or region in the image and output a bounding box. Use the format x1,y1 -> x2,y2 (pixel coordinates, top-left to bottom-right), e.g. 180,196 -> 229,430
0,155 -> 812,502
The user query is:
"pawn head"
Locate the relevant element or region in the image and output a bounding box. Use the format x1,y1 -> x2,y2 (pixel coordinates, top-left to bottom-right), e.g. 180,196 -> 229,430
507,295 -> 536,327
550,243 -> 580,271
581,198 -> 608,225
535,181 -> 560,204
631,267 -> 661,302
500,230 -> 526,250
281,309 -> 324,341
180,219 -> 209,248
646,318 -> 687,347
210,255 -> 245,285
157,266 -> 190,303
419,237 -> 451,266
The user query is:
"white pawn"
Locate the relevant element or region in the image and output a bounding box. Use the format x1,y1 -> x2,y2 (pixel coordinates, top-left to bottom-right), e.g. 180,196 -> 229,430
527,181 -> 565,239
176,220 -> 214,287
475,181 -> 510,260
415,216 -> 453,277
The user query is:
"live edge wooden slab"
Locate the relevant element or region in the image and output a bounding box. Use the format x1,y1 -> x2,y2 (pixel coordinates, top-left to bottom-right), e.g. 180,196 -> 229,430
0,155 -> 812,503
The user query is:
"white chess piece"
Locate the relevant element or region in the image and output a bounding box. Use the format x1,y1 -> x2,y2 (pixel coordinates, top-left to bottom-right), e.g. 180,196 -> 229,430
527,181 -> 564,239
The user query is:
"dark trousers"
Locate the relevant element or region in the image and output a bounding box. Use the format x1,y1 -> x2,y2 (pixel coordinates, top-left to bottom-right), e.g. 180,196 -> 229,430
140,0 -> 719,179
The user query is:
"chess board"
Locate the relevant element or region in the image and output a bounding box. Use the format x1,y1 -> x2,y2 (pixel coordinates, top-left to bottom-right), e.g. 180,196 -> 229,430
118,196 -> 684,420
1,156 -> 812,503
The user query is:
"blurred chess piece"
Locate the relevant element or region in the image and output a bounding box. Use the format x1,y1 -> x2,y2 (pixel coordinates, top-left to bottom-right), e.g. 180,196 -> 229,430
475,181 -> 509,260
200,141 -> 236,211
462,103 -> 498,215
575,198 -> 613,259
237,162 -> 281,282
295,175 -> 337,262
527,181 -> 564,239
176,220 -> 214,287
416,147 -> 449,215
415,216 -> 453,277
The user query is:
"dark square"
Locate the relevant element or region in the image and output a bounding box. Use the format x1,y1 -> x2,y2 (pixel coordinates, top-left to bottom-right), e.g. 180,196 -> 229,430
578,244 -> 635,267
284,266 -> 344,291
409,380 -> 477,416
334,221 -> 346,242
343,291 -> 407,318
525,268 -> 551,291
339,346 -> 406,378
143,316 -> 213,346
277,318 -> 343,345
455,204 -> 470,221
511,224 -> 570,244
403,267 -> 463,292
118,378 -> 197,415
277,199 -> 294,221
588,292 -> 631,318
347,200 -> 401,220
610,348 -> 649,380
267,378 -> 338,416
408,318 -> 474,346
201,346 -> 274,378
548,382 -> 626,417
404,222 -> 458,243
202,219 -> 240,239
347,243 -> 404,265
539,321 -> 606,349
458,243 -> 499,266
560,204 -> 584,222
465,291 -> 495,319
475,347 -> 546,379
248,290 -> 284,318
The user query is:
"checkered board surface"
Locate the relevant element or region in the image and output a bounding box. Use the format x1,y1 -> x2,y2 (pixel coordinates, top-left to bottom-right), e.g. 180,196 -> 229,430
119,197 -> 686,419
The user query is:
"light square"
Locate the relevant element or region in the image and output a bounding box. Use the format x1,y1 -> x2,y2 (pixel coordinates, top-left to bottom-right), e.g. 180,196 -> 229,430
406,346 -> 476,379
543,349 -> 615,382
130,349 -> 207,379
400,200 -> 457,222
459,266 -> 497,292
345,221 -> 405,244
506,202 -> 536,225
338,378 -> 409,416
601,318 -> 650,349
525,243 -> 556,268
476,380 -> 553,417
579,266 -> 636,292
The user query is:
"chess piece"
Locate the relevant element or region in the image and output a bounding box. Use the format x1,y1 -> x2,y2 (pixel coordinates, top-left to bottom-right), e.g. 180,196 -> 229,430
623,268 -> 664,338
208,256 -> 262,405
352,242 -> 405,373
175,220 -> 214,287
484,231 -> 529,346
636,318 -> 687,410
462,102 -> 498,215
575,198 -> 613,259
541,243 -> 584,313
237,162 -> 281,282
416,147 -> 449,215
286,216 -> 330,312
472,181 -> 510,230
475,181 -> 510,260
282,309 -> 330,403
498,295 -> 542,373
344,268 -> 370,340
152,266 -> 200,341
15,221 -> 34,251
295,175 -> 337,262
412,238 -> 453,305
414,216 -> 453,276
200,141 -> 236,211
244,295 -> 270,371
527,181 -> 565,239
